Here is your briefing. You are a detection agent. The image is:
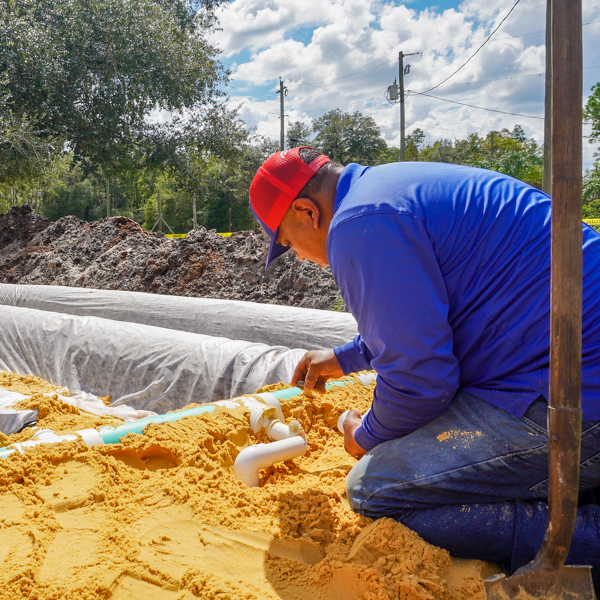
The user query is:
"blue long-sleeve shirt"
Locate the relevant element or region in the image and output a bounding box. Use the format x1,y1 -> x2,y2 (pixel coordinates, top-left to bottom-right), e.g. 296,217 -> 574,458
329,162 -> 600,451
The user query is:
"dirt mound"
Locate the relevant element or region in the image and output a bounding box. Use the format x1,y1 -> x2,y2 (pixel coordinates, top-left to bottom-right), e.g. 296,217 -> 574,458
0,205 -> 49,253
0,208 -> 343,310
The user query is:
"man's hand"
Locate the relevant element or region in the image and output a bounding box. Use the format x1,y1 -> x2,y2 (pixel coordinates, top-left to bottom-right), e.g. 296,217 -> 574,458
343,410 -> 367,459
292,349 -> 344,393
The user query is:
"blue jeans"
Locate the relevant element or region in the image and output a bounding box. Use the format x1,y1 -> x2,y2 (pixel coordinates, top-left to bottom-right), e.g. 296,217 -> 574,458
346,392 -> 600,591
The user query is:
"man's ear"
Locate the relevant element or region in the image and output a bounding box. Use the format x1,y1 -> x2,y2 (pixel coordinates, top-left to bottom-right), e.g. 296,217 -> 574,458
291,198 -> 321,229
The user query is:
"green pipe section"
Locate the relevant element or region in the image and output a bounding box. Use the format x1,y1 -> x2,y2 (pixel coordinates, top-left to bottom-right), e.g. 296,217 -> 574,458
99,404 -> 216,444
0,447 -> 15,459
269,379 -> 349,400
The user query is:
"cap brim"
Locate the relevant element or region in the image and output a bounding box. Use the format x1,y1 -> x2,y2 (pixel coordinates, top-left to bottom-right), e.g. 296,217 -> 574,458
265,227 -> 289,267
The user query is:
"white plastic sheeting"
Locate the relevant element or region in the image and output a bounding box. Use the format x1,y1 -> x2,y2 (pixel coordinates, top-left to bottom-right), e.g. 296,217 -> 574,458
0,305 -> 307,413
0,387 -> 156,435
0,284 -> 357,350
0,388 -> 38,435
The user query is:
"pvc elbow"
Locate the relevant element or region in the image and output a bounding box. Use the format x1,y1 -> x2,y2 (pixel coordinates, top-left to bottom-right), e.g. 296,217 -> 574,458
233,436 -> 307,487
268,420 -> 306,441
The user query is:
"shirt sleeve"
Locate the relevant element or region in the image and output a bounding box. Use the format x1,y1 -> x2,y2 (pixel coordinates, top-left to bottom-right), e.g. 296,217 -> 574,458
328,212 -> 460,451
334,335 -> 373,374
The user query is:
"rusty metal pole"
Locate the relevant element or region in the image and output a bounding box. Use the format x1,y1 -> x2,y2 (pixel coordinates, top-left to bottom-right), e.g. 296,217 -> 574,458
485,0 -> 595,596
545,0 -> 583,567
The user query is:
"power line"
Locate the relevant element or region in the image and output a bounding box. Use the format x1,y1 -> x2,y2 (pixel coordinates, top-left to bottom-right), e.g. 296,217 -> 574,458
411,91 -> 544,119
267,63 -> 600,120
404,19 -> 599,55
411,64 -> 600,93
412,71 -> 544,92
419,0 -> 522,94
224,19 -> 599,92
302,59 -> 397,85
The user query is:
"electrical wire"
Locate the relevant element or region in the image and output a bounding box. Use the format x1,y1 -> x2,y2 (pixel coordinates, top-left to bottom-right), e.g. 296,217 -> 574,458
403,19 -> 598,55
410,91 -> 544,119
223,19 -> 598,92
302,59 -> 398,85
419,0 -> 522,94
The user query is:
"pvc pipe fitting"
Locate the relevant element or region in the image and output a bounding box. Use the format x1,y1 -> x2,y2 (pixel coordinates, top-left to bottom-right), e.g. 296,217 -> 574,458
337,409 -> 370,434
253,392 -> 283,411
233,435 -> 307,487
337,410 -> 351,434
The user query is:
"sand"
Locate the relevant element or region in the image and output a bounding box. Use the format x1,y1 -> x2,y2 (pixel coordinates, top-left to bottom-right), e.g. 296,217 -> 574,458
0,371 -> 494,599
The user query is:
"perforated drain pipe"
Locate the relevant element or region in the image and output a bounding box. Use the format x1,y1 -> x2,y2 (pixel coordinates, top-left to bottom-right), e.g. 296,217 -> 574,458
0,373 -> 377,483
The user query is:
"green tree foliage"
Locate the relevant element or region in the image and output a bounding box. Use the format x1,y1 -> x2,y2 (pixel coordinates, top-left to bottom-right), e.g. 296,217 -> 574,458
583,165 -> 600,205
405,128 -> 425,161
0,0 -> 228,181
194,139 -> 278,231
312,109 -> 387,165
0,82 -> 58,185
418,125 -> 543,189
286,121 -> 312,148
584,83 -> 600,150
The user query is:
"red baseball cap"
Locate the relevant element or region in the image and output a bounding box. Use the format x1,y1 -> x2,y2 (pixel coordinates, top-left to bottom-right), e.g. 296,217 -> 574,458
249,147 -> 331,267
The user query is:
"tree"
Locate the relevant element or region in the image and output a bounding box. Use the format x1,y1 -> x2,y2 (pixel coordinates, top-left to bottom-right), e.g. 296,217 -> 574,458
0,82 -> 58,185
583,165 -> 600,205
286,121 -> 312,149
0,0 -> 228,185
584,83 -> 600,152
312,109 -> 387,165
417,125 -> 543,190
405,128 -> 425,161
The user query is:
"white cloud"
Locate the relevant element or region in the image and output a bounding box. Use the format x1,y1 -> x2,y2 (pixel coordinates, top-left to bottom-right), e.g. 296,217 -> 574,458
212,0 -> 600,157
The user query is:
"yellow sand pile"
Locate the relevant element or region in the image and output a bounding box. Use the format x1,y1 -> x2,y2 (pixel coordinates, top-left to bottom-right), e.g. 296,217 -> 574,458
0,371 -> 494,599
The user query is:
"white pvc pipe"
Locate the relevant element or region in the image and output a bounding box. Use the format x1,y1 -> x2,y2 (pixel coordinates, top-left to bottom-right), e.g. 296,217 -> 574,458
233,436 -> 308,487
337,408 -> 370,434
268,420 -> 296,441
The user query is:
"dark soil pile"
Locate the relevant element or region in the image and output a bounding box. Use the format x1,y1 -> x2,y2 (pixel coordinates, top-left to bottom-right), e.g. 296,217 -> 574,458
0,205 -> 50,253
0,206 -> 344,310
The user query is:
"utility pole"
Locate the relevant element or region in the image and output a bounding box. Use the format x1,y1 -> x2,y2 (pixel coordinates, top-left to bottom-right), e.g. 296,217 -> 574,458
398,51 -> 419,161
277,78 -> 288,151
192,194 -> 197,230
490,132 -> 495,159
399,52 -> 406,161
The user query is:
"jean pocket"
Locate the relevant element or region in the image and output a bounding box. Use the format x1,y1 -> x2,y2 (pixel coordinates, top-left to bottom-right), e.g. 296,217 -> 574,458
529,478 -> 549,499
529,448 -> 600,499
579,449 -> 600,490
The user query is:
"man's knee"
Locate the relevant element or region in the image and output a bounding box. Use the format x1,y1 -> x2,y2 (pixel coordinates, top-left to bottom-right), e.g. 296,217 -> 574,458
346,458 -> 368,513
345,451 -> 414,518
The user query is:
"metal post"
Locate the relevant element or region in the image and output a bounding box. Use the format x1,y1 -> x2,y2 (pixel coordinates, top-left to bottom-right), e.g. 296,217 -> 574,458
157,188 -> 162,233
106,178 -> 110,218
399,52 -> 405,162
545,0 -> 583,567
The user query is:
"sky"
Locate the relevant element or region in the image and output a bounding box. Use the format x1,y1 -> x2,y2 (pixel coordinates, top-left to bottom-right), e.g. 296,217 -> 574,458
208,0 -> 600,169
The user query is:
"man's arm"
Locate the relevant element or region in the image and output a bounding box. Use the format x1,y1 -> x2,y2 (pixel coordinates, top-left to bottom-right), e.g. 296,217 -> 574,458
329,212 -> 460,451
